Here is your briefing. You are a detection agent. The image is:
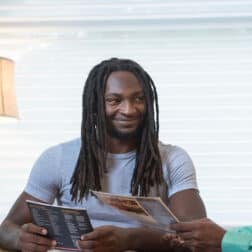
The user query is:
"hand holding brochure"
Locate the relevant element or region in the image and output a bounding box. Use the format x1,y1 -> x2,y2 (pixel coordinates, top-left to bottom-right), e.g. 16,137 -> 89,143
26,200 -> 93,251
90,191 -> 179,231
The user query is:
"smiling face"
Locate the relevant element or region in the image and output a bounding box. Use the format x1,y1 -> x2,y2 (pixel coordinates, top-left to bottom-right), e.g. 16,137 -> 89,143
105,71 -> 146,140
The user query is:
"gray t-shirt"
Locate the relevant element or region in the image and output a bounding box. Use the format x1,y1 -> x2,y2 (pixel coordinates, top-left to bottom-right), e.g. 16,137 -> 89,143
24,138 -> 198,228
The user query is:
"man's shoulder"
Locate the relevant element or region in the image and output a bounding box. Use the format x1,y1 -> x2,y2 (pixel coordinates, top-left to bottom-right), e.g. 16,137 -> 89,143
43,138 -> 81,155
158,141 -> 184,154
158,141 -> 190,161
58,137 -> 81,149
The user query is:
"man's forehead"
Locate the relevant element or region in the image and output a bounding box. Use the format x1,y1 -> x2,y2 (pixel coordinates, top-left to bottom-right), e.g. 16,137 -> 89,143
105,71 -> 143,94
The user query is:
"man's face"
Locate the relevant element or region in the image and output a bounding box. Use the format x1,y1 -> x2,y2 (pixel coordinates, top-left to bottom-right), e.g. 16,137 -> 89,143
105,71 -> 146,140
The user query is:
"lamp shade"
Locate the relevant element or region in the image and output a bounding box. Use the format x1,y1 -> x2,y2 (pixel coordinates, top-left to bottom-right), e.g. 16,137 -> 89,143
0,57 -> 18,119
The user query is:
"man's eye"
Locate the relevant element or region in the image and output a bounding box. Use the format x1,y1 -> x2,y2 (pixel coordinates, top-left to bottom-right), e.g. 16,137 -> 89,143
135,96 -> 145,103
106,98 -> 121,104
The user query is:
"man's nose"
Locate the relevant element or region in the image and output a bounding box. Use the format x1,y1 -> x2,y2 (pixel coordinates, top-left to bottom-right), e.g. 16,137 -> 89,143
120,101 -> 137,115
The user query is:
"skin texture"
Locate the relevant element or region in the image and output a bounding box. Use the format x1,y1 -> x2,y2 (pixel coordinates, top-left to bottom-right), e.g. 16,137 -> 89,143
77,226 -> 130,252
0,71 -> 206,252
163,218 -> 226,252
105,71 -> 146,153
0,192 -> 56,251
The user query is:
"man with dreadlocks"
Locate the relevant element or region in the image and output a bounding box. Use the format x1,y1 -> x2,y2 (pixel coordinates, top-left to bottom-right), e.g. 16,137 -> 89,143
0,58 -> 206,252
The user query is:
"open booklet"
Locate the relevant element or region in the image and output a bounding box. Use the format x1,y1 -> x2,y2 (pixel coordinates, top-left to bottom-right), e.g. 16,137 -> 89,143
26,200 -> 93,251
90,190 -> 179,232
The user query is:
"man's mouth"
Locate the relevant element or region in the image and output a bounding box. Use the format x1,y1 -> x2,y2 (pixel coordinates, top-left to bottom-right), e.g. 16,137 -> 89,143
115,119 -> 138,123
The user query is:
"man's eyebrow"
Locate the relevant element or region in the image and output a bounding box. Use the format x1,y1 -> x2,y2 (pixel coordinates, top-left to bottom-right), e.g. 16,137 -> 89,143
105,91 -> 144,95
134,91 -> 144,95
105,93 -> 122,97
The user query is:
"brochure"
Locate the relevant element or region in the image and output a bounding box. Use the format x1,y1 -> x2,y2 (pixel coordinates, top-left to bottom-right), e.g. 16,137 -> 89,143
90,190 -> 179,231
26,200 -> 93,251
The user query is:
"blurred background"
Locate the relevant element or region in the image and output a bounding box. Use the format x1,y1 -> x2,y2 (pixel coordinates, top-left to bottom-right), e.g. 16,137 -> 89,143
1,0 -> 252,226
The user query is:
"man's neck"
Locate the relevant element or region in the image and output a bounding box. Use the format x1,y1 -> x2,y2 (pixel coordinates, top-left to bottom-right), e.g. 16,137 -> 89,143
106,136 -> 137,153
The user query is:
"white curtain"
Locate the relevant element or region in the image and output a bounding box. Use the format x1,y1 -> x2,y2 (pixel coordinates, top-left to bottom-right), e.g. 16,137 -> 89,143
1,0 -> 252,226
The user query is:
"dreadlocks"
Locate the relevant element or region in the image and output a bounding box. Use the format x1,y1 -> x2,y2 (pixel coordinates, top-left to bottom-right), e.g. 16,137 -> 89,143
70,58 -> 164,201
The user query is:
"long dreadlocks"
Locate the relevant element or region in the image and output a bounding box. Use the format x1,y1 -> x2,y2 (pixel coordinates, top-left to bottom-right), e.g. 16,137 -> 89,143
70,58 -> 164,201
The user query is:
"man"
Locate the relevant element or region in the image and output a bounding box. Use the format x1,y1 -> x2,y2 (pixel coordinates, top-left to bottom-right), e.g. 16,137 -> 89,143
164,218 -> 252,252
0,58 -> 206,252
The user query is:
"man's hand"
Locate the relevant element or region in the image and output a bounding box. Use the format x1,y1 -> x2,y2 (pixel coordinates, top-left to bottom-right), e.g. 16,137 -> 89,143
77,226 -> 129,252
162,232 -> 185,248
17,223 -> 56,252
169,218 -> 226,251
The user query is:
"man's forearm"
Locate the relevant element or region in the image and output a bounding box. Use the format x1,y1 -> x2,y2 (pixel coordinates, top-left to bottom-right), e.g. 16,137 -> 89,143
0,220 -> 21,250
125,227 -> 191,252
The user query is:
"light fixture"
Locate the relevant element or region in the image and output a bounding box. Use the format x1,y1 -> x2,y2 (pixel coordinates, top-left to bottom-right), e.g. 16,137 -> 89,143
0,57 -> 19,121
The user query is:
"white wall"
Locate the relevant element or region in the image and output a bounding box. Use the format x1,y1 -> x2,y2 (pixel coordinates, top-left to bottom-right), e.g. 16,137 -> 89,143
1,0 -> 252,226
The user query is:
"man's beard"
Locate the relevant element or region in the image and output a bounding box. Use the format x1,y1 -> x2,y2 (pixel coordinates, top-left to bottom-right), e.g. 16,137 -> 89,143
106,121 -> 143,140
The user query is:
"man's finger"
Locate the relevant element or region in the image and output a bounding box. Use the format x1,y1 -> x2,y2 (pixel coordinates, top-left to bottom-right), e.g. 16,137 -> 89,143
81,226 -> 113,240
22,223 -> 47,235
22,242 -> 54,252
171,222 -> 197,232
177,231 -> 195,240
162,233 -> 177,241
78,239 -> 98,249
20,232 -> 56,247
81,230 -> 102,241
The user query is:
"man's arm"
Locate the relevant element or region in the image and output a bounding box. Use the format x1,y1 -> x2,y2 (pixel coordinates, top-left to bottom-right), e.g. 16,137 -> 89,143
77,225 -> 191,252
129,189 -> 206,251
78,188 -> 206,252
0,191 -> 55,251
168,188 -> 206,221
133,188 -> 206,251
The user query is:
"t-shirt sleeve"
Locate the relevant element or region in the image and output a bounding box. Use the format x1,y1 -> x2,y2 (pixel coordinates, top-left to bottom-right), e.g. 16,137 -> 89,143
24,146 -> 61,203
222,227 -> 252,252
164,146 -> 198,197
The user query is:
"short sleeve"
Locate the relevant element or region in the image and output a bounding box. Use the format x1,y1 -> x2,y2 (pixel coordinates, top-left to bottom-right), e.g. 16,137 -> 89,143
163,146 -> 198,197
222,227 -> 252,252
24,145 -> 61,203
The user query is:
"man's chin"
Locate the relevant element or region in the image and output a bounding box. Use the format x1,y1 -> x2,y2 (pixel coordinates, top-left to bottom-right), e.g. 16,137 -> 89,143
108,128 -> 141,140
